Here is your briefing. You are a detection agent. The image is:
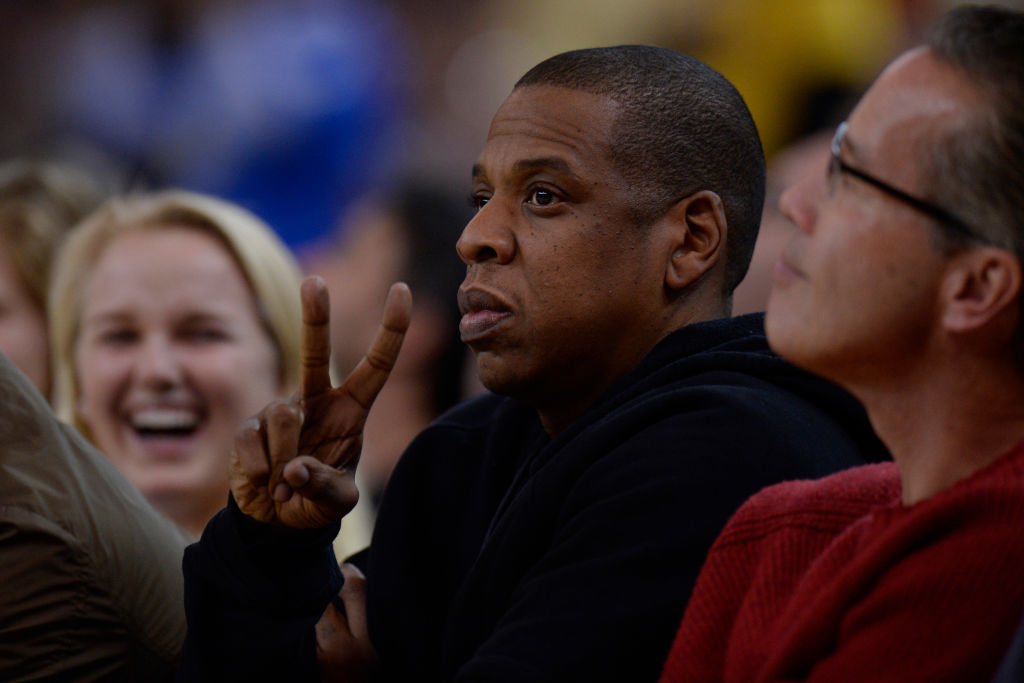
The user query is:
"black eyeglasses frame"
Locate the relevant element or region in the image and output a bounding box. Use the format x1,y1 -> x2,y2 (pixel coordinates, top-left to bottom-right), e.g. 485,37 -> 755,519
829,121 -> 979,241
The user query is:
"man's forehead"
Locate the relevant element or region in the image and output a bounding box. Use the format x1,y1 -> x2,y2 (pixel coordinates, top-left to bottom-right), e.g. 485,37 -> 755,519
848,48 -> 978,163
472,157 -> 576,182
473,86 -> 620,179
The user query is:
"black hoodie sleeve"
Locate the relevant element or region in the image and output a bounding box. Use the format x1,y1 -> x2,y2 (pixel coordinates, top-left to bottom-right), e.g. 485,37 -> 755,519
177,494 -> 342,682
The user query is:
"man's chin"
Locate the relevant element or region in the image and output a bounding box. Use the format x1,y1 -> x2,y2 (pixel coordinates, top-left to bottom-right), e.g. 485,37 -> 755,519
475,358 -> 529,400
762,303 -> 787,354
764,309 -> 814,370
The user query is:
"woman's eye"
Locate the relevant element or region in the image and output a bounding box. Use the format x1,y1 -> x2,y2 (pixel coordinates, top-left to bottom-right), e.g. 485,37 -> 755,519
529,188 -> 556,206
184,328 -> 227,343
99,329 -> 137,346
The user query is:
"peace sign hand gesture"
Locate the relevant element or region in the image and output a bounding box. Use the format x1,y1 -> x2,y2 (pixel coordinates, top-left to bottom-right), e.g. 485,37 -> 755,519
229,276 -> 412,528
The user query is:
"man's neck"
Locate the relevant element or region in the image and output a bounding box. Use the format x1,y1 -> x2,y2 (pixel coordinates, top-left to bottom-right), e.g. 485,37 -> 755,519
853,354 -> 1024,506
534,293 -> 732,436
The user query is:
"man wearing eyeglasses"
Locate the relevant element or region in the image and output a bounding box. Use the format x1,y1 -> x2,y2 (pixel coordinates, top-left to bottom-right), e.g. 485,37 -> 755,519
660,5 -> 1024,682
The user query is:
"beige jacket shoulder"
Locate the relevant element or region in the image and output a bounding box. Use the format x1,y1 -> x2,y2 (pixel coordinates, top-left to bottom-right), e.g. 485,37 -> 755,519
0,353 -> 190,681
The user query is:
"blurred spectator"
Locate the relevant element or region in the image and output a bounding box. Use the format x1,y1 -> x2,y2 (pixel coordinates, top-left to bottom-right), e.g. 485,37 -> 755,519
308,179 -> 472,552
732,131 -> 832,315
0,159 -> 107,398
48,189 -> 302,537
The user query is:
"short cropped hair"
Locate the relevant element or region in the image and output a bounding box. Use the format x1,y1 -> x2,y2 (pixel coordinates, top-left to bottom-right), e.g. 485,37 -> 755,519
49,190 -> 303,431
515,45 -> 766,294
923,5 -> 1024,256
923,6 -> 1024,367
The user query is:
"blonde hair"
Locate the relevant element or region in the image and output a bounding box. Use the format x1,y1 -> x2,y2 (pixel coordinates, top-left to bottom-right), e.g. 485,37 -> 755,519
0,159 -> 105,312
49,189 -> 302,432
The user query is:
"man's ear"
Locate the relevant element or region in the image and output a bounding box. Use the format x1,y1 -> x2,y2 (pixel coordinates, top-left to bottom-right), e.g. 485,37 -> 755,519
941,247 -> 1022,334
663,190 -> 726,292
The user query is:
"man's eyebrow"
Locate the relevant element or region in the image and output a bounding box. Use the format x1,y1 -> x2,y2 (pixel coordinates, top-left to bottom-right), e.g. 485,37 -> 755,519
471,157 -> 576,181
512,157 -> 574,176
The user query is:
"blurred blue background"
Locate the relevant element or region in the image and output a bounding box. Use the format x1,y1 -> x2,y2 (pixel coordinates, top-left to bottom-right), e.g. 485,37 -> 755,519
1,0 -> 1016,254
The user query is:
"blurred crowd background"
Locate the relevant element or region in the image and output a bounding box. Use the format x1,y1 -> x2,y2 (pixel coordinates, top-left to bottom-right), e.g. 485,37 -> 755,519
3,0 -> 1018,258
2,0 -> 1023,591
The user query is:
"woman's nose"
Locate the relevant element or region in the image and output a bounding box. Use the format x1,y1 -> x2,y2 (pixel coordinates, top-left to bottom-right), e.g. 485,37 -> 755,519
133,335 -> 183,389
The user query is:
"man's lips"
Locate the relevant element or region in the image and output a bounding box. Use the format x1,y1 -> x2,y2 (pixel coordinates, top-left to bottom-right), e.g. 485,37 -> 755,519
458,288 -> 513,342
772,251 -> 806,284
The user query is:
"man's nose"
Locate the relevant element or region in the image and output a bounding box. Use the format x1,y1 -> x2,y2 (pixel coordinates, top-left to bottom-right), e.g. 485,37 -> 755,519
456,200 -> 516,265
778,174 -> 821,236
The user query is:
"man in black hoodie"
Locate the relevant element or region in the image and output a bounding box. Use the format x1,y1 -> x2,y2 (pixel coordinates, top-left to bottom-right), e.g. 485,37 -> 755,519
180,46 -> 885,682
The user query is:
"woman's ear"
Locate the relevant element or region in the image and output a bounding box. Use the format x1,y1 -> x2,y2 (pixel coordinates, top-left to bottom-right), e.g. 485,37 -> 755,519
663,190 -> 727,292
941,246 -> 1022,335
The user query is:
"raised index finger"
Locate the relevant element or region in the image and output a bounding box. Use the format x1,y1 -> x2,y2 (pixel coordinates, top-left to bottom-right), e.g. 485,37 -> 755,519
301,275 -> 333,399
342,282 -> 412,409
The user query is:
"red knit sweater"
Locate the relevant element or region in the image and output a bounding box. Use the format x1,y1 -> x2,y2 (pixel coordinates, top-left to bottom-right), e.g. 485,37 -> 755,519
660,443 -> 1024,682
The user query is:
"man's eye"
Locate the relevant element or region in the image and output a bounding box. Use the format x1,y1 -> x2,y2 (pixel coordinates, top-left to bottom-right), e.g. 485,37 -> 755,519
826,156 -> 842,196
529,188 -> 556,206
468,193 -> 490,210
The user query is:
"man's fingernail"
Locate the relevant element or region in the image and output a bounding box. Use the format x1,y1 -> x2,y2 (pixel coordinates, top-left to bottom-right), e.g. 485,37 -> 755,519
291,463 -> 310,486
272,482 -> 291,501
